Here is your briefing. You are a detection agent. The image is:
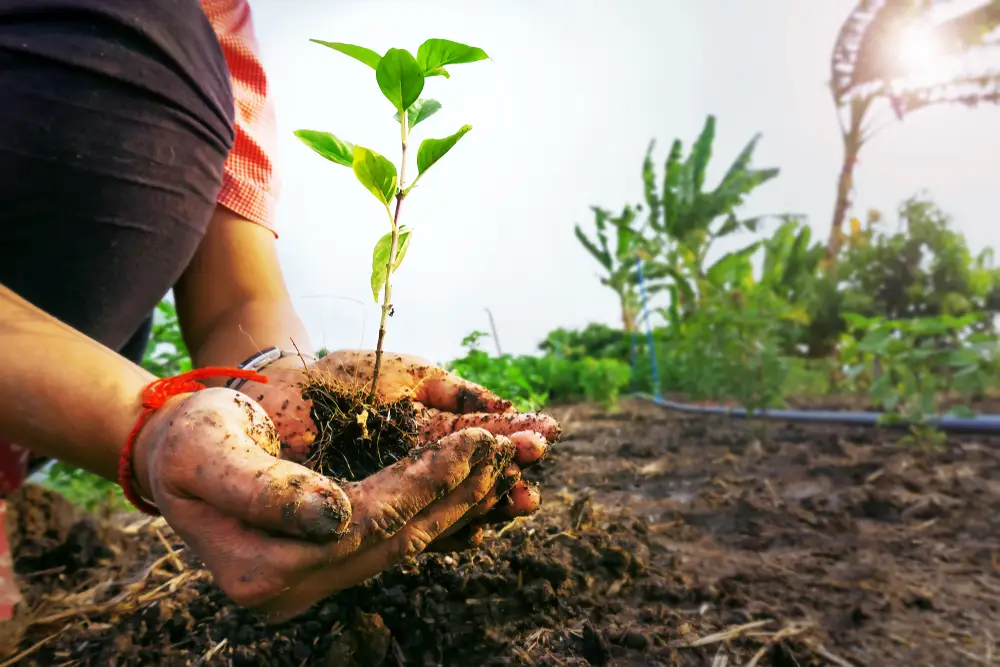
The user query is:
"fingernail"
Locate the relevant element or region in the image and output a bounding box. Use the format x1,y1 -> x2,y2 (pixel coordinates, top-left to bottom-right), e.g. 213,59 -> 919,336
298,488 -> 351,540
469,435 -> 496,468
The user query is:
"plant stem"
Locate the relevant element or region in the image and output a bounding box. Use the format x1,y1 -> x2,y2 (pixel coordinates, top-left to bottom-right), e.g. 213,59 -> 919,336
368,110 -> 409,404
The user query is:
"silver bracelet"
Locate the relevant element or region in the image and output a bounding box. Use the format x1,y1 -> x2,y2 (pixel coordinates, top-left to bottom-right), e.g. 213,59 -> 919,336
225,347 -> 315,392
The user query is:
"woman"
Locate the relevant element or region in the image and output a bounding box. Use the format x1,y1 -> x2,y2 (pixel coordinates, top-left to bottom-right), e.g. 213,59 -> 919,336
0,0 -> 557,633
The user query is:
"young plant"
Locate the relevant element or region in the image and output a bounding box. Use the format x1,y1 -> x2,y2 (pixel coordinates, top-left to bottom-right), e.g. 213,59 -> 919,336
295,39 -> 488,403
840,312 -> 995,448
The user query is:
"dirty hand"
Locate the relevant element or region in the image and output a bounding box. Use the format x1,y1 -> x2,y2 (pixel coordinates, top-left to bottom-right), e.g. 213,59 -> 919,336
243,350 -> 561,547
132,386 -> 517,621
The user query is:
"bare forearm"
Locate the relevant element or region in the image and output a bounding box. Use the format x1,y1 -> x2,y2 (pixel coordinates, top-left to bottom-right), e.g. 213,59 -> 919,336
185,299 -> 313,384
173,206 -> 313,385
0,285 -> 153,482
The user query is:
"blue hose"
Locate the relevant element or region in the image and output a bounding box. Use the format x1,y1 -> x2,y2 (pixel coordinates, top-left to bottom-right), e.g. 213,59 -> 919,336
635,259 -> 662,400
637,394 -> 1000,435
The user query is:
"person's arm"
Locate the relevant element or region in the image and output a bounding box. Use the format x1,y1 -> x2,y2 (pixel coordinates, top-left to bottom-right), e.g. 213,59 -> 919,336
173,204 -> 312,376
0,285 -> 153,483
180,2 -> 308,379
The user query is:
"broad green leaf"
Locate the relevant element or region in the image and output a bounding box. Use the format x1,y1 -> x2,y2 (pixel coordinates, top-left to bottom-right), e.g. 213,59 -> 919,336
574,225 -> 612,271
947,405 -> 976,418
416,39 -> 488,75
661,139 -> 684,237
376,48 -> 424,113
642,140 -> 661,230
689,115 -> 715,195
310,40 -> 381,69
840,312 -> 871,331
610,206 -> 638,262
352,146 -> 397,205
370,227 -> 412,301
706,242 -> 761,288
417,124 -> 472,175
393,98 -> 442,130
293,130 -> 354,167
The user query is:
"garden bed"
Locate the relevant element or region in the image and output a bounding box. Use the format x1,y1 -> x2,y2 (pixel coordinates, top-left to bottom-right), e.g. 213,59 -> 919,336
6,399 -> 1000,666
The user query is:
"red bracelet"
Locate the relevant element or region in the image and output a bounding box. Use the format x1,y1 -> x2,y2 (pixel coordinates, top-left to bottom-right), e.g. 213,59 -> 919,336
118,367 -> 269,515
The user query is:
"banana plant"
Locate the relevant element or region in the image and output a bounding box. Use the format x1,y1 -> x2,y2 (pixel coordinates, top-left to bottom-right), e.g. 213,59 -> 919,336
574,204 -> 670,332
640,114 -> 794,317
760,218 -> 826,302
826,0 -> 1000,264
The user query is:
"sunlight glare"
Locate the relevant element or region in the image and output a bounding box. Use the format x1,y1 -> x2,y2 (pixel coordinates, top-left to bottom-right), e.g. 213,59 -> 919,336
895,19 -> 942,73
890,17 -> 956,87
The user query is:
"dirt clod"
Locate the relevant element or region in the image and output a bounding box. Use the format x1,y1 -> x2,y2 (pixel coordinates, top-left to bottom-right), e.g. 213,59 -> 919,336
301,377 -> 420,482
7,398 -> 1000,666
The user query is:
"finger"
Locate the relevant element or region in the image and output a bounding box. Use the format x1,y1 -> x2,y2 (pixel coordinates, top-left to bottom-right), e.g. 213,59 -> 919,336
316,428 -> 503,560
509,431 -> 548,466
163,497 -> 313,610
258,445 -> 512,621
421,411 -> 561,444
239,366 -> 318,456
415,372 -> 516,414
159,390 -> 351,541
426,524 -> 485,554
436,464 -> 521,540
480,480 -> 541,525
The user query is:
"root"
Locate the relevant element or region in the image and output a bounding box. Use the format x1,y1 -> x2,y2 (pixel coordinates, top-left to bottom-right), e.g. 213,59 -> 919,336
300,373 -> 420,482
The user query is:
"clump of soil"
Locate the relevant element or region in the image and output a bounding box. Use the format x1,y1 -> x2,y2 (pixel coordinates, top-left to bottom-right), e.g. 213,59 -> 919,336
300,375 -> 421,482
8,398 -> 1000,666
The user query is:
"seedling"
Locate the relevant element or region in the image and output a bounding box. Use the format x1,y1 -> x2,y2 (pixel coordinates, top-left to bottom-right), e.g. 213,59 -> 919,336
840,312 -> 992,449
292,38 -> 488,480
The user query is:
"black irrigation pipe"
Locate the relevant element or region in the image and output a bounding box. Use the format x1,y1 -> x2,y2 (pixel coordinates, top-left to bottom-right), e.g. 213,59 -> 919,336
635,394 -> 1000,435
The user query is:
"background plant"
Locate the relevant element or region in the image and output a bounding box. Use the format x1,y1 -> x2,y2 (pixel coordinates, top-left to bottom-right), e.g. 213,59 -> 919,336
826,0 -> 1000,262
840,311 -> 996,444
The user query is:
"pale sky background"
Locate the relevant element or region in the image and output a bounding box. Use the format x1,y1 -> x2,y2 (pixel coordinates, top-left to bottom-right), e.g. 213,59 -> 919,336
241,0 -> 1000,364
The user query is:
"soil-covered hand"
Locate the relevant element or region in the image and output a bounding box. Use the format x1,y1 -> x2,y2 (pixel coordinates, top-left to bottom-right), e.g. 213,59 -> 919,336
131,386 -> 516,621
243,350 -> 561,545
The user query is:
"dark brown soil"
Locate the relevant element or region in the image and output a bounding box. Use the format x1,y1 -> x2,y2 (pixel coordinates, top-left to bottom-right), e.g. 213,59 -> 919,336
6,399 -> 1000,666
301,379 -> 420,482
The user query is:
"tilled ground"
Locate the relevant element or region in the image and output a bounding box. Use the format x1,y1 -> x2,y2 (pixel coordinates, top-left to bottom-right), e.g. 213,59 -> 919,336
5,399 -> 1000,666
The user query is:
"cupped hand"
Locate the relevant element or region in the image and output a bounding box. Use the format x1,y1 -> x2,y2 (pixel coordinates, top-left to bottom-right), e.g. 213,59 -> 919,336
132,386 -> 517,621
241,350 -> 560,541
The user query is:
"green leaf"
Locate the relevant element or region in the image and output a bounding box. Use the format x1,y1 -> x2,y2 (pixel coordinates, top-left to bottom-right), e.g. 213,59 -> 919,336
393,98 -> 442,130
417,124 -> 472,175
370,227 -> 413,301
293,130 -> 354,167
705,242 -> 761,288
376,48 -> 424,113
689,115 -> 715,195
426,66 -> 451,79
352,146 -> 397,205
841,312 -> 871,331
574,225 -> 612,271
416,39 -> 488,75
310,40 -> 381,69
642,140 -> 661,231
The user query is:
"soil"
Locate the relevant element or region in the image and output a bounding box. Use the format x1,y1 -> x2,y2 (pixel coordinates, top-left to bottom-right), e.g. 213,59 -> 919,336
301,379 -> 420,482
6,398 -> 1000,666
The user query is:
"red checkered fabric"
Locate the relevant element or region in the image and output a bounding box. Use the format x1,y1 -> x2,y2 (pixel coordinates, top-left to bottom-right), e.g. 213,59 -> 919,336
0,0 -> 280,619
201,0 -> 280,237
0,441 -> 26,618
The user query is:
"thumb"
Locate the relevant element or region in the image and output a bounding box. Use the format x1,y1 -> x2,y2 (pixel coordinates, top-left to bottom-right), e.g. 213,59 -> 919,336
156,389 -> 352,541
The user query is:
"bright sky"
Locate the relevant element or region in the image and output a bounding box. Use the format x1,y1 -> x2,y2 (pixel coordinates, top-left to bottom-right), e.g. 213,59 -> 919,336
245,0 -> 1000,364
